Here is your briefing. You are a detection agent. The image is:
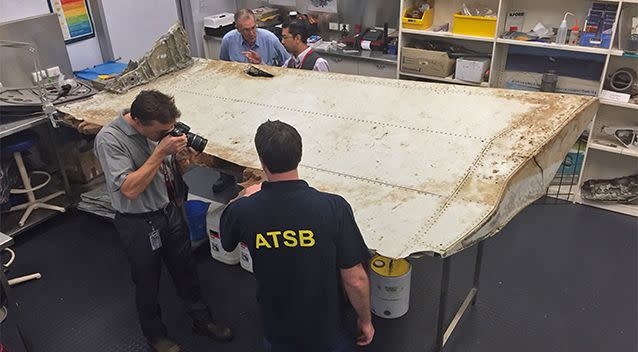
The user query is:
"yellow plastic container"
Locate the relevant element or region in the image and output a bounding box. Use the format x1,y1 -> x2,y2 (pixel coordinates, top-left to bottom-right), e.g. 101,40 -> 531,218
402,7 -> 434,30
452,13 -> 497,38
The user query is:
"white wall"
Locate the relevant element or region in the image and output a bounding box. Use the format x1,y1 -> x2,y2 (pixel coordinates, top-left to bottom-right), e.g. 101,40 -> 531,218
0,0 -> 219,69
189,0 -> 236,57
100,0 -> 179,62
0,0 -> 49,22
0,0 -> 103,71
66,37 -> 104,71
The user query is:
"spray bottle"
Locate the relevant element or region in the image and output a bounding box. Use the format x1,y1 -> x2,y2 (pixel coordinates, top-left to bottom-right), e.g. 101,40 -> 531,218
568,19 -> 580,46
556,12 -> 576,45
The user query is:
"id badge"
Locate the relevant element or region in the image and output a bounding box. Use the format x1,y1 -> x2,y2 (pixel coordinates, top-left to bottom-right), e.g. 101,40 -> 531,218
149,228 -> 162,251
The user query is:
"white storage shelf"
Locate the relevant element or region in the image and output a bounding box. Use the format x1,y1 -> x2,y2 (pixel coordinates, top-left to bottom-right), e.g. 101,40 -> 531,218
399,71 -> 489,86
495,38 -> 610,55
397,0 -> 638,217
578,97 -> 638,216
588,103 -> 638,158
574,194 -> 638,217
578,18 -> 638,216
588,141 -> 638,157
600,99 -> 638,110
580,149 -> 638,180
576,148 -> 638,217
401,28 -> 495,42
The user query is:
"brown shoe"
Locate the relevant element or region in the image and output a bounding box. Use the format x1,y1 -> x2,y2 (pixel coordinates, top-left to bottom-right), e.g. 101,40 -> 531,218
193,321 -> 234,342
149,336 -> 181,352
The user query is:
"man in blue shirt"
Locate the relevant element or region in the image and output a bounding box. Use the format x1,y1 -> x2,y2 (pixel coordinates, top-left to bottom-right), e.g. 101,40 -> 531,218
220,9 -> 290,66
215,8 -> 291,193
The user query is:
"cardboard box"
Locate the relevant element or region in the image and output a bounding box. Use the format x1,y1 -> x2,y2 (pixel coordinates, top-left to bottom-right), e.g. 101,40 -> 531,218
401,47 -> 455,77
62,142 -> 103,184
455,57 -> 490,83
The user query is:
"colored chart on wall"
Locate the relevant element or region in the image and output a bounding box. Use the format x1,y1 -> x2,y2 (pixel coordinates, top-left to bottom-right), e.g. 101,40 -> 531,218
48,0 -> 95,43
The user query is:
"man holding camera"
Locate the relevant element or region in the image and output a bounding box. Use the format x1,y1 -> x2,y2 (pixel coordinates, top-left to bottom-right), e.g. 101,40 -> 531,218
94,90 -> 233,352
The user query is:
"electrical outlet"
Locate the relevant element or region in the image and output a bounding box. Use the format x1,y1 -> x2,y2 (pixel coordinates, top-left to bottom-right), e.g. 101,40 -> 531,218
32,71 -> 47,84
46,66 -> 61,77
329,22 -> 339,31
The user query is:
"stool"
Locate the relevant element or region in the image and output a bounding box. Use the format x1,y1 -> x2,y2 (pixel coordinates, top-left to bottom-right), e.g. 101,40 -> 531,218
3,132 -> 65,226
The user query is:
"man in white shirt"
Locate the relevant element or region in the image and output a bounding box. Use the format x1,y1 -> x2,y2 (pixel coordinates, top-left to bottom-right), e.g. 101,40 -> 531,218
281,19 -> 329,72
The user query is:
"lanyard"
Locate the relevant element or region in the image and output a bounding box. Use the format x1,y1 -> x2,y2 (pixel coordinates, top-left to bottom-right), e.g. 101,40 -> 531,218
297,49 -> 313,68
161,161 -> 177,203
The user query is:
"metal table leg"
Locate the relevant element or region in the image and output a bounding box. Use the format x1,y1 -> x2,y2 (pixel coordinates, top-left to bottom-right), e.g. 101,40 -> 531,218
434,256 -> 451,350
432,241 -> 485,352
46,122 -> 72,201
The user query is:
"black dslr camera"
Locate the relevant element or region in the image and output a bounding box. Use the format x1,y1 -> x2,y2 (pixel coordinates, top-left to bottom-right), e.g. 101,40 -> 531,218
168,122 -> 208,153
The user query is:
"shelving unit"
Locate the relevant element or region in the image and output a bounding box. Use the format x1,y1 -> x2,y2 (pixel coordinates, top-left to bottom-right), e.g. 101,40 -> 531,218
495,38 -> 610,54
397,0 -> 638,217
575,0 -> 638,217
397,0 -> 499,86
588,141 -> 638,157
399,71 -> 490,86
600,99 -> 638,109
574,193 -> 638,216
401,28 -> 495,42
576,148 -> 638,217
610,48 -> 638,56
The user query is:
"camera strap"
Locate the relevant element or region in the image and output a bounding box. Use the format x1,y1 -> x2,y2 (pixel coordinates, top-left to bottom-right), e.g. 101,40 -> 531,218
160,161 -> 177,203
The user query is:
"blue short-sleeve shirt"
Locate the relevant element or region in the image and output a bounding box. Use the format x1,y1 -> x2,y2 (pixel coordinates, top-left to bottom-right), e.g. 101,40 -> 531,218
219,28 -> 290,66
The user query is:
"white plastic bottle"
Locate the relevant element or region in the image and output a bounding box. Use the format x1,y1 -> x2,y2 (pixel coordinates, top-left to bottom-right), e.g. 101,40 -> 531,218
556,12 -> 575,45
556,18 -> 568,45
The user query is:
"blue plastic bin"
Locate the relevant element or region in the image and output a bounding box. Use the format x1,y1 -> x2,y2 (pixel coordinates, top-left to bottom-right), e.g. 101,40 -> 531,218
184,200 -> 210,241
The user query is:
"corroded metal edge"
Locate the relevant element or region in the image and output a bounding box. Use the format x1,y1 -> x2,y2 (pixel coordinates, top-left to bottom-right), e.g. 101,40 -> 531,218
438,100 -> 599,258
105,22 -> 193,94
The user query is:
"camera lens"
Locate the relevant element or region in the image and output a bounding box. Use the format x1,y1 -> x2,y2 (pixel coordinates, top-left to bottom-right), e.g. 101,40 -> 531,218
186,132 -> 208,153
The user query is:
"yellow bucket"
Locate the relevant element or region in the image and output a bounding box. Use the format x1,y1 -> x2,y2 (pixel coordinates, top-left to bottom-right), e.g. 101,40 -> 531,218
452,14 -> 497,38
370,255 -> 411,277
402,7 -> 434,30
370,255 -> 412,319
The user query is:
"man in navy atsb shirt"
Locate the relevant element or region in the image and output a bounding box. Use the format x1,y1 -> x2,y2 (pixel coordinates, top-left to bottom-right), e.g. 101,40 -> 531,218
220,120 -> 374,352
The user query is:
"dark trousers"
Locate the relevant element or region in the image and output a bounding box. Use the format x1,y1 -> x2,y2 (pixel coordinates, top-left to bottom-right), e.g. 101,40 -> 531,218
263,330 -> 355,352
114,203 -> 208,340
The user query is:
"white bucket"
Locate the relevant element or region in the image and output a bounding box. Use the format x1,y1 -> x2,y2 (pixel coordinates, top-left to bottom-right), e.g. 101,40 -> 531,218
205,204 -> 240,265
369,255 -> 411,319
239,242 -> 253,273
208,230 -> 240,265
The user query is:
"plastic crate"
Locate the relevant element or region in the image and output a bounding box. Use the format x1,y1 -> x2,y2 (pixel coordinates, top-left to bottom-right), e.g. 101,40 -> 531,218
402,7 -> 433,30
579,32 -> 612,48
452,14 -> 496,38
